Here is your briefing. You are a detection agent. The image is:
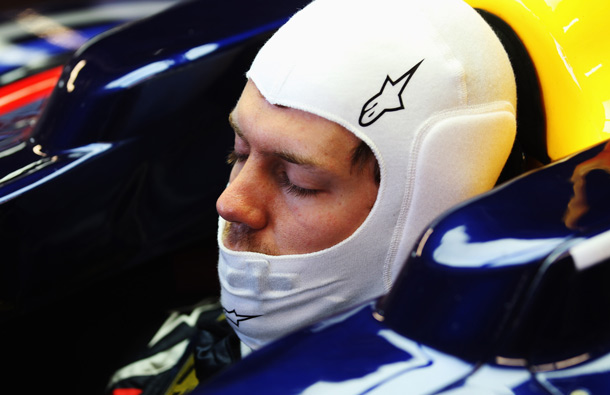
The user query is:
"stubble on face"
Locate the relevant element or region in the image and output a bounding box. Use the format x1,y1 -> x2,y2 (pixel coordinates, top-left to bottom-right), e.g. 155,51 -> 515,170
222,220 -> 280,256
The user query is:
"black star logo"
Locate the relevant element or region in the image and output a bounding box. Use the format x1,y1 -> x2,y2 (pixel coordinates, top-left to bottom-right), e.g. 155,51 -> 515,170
359,59 -> 424,127
223,308 -> 262,327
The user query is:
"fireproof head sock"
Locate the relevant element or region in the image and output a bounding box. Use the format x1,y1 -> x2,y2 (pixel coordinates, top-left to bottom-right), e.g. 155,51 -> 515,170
247,0 -> 517,285
219,0 -> 516,349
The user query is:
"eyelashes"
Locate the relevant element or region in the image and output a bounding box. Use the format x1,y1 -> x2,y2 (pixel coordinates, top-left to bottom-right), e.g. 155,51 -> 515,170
278,171 -> 320,198
226,150 -> 247,166
227,150 -> 319,198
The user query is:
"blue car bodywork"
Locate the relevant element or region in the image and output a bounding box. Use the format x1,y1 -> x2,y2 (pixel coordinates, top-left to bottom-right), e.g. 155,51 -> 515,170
1,0 -> 308,392
0,0 -> 309,314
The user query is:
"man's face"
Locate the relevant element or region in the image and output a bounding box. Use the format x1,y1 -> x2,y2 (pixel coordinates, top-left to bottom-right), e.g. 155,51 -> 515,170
216,80 -> 379,255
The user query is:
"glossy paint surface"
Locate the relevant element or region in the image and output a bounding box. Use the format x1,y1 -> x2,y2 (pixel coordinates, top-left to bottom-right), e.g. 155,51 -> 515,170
200,303 -> 477,395
0,66 -> 61,117
381,140 -> 610,366
466,0 -> 610,160
0,0 -> 310,315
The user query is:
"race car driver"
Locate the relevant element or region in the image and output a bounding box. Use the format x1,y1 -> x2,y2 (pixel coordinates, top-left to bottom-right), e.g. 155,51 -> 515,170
108,0 -> 517,392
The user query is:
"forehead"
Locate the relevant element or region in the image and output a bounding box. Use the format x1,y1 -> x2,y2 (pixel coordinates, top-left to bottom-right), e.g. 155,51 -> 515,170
231,80 -> 362,162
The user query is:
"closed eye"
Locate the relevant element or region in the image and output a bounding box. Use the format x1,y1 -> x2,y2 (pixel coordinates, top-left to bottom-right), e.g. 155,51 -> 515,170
278,171 -> 320,198
226,150 -> 248,166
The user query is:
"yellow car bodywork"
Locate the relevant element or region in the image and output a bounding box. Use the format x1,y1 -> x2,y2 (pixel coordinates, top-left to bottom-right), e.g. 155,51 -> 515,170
466,0 -> 610,161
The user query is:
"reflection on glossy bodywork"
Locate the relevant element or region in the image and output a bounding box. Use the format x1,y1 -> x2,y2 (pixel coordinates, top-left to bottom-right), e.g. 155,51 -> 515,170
433,225 -> 568,268
201,303 -> 476,395
0,142 -> 111,204
570,228 -> 610,271
565,141 -> 610,229
466,0 -> 610,160
537,353 -> 610,394
0,66 -> 60,116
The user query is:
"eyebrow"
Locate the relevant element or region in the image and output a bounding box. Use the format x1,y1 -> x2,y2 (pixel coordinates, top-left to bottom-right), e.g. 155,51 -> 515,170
228,112 -> 324,169
228,112 -> 247,145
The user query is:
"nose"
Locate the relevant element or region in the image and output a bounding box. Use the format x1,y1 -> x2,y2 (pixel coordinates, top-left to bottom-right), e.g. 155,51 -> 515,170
216,165 -> 268,230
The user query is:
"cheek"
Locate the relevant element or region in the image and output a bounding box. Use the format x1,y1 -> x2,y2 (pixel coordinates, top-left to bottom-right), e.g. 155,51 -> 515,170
307,187 -> 377,246
271,179 -> 378,255
277,201 -> 356,252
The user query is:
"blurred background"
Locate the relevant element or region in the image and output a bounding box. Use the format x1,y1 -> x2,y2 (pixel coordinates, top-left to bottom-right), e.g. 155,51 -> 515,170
0,1 -> 223,393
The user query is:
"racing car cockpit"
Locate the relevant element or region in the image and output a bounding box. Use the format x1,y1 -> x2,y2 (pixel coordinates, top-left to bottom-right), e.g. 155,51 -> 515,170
197,0 -> 610,393
1,0 -> 610,393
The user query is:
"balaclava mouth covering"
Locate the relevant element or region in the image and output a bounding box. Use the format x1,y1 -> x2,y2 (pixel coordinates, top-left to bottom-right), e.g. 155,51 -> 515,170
218,0 -> 517,349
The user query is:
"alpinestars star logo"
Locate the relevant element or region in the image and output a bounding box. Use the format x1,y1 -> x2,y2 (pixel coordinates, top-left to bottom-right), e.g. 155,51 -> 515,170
359,59 -> 424,127
224,308 -> 262,327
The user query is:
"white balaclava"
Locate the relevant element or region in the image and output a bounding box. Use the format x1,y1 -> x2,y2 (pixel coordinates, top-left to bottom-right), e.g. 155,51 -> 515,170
218,0 -> 516,349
